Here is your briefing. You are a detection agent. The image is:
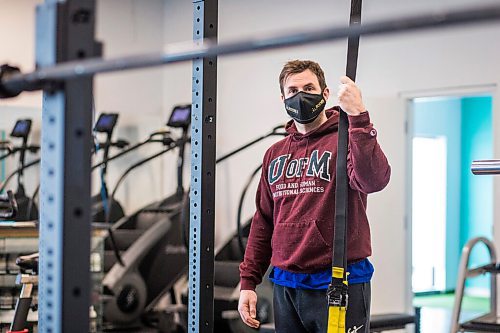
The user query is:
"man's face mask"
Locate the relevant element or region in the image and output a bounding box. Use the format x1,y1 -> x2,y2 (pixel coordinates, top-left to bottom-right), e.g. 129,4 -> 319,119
284,91 -> 326,124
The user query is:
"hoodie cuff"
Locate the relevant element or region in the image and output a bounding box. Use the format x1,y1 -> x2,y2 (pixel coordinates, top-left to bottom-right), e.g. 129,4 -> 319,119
240,279 -> 257,291
348,111 -> 370,128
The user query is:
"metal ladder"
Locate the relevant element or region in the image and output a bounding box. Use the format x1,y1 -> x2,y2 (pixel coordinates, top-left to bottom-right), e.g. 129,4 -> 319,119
450,237 -> 500,332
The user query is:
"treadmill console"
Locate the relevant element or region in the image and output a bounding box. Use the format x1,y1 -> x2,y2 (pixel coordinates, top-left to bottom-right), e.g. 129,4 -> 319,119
94,113 -> 119,134
10,119 -> 32,139
167,105 -> 191,129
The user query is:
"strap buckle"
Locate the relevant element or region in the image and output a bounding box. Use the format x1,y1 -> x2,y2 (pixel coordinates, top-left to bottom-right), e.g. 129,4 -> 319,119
326,280 -> 348,308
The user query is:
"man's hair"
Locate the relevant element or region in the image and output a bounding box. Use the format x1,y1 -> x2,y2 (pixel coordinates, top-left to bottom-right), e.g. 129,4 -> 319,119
279,60 -> 327,95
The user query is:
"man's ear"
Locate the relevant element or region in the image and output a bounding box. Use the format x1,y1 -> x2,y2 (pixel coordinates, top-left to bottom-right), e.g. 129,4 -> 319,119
323,87 -> 330,100
281,94 -> 285,102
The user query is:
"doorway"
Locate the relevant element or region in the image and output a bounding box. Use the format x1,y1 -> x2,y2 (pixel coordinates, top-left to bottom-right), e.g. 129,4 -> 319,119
407,94 -> 494,333
407,95 -> 494,294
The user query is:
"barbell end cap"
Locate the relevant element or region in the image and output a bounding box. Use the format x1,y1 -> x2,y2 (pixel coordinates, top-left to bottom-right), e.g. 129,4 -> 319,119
0,64 -> 22,99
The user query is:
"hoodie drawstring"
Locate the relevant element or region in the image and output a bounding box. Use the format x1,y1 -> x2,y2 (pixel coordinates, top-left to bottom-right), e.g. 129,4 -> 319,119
282,136 -> 293,184
300,137 -> 310,184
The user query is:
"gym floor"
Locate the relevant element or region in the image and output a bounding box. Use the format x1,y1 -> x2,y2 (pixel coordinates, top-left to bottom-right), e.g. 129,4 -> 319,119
414,294 -> 489,333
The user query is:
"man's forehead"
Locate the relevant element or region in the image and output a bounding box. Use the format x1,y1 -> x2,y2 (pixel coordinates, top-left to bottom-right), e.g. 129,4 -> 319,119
284,69 -> 320,88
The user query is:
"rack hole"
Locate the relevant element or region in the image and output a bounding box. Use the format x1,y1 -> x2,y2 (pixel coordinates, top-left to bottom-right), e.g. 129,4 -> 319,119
74,208 -> 83,217
75,128 -> 83,137
76,50 -> 86,59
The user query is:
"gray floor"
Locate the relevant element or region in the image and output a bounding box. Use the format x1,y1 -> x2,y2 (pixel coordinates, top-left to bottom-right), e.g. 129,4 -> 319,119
419,307 -> 484,333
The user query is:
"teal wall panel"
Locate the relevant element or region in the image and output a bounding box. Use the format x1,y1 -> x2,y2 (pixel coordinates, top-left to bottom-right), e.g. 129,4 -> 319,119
460,96 -> 493,291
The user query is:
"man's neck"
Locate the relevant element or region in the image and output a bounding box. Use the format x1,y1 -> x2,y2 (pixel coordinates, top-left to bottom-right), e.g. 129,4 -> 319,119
294,111 -> 328,134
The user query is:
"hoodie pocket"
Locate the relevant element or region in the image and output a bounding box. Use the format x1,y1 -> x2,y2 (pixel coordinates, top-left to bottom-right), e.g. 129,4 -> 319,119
314,219 -> 333,248
271,220 -> 332,271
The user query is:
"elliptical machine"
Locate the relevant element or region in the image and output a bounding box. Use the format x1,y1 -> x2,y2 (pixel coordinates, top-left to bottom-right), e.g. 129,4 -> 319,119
0,190 -> 17,220
3,112 -> 176,333
29,112 -> 133,224
4,107 -> 190,333
0,120 -> 39,333
102,105 -> 191,332
92,113 -> 128,223
0,119 -> 40,221
214,125 -> 287,333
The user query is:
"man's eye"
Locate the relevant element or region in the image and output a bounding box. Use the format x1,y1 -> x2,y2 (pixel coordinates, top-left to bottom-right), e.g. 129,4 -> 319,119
289,89 -> 297,94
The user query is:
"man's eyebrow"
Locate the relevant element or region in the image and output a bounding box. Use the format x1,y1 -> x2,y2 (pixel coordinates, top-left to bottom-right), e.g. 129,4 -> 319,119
286,82 -> 316,90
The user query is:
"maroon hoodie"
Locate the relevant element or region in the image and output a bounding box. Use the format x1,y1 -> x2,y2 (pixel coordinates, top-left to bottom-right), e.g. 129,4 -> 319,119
239,108 -> 391,291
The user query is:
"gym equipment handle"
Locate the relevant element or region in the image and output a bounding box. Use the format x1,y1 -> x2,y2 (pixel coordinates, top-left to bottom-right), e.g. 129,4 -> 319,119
471,160 -> 500,175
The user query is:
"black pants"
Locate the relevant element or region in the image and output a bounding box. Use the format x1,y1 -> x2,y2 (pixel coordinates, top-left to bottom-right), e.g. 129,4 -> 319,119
273,283 -> 371,333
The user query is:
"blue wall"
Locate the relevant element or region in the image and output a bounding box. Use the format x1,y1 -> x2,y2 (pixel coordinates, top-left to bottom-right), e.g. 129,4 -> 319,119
412,96 -> 493,293
412,98 -> 462,291
460,96 -> 493,291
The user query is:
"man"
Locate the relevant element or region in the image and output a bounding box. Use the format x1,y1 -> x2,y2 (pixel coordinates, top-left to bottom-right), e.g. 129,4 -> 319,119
238,60 -> 391,333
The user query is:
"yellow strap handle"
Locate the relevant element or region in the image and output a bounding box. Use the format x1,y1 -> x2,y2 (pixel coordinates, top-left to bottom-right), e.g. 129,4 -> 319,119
327,306 -> 347,333
327,267 -> 348,333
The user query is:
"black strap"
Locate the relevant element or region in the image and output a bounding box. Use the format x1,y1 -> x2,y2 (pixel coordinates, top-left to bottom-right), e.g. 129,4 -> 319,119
332,0 -> 362,275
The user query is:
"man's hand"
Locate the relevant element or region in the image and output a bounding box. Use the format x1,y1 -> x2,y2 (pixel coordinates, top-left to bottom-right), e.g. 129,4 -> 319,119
338,76 -> 366,116
238,290 -> 260,329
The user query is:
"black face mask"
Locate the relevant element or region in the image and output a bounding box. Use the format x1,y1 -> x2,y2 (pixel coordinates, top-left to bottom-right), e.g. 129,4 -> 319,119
284,91 -> 326,124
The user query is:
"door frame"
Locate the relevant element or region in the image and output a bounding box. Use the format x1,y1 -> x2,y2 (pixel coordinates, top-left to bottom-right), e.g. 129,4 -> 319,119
401,83 -> 497,313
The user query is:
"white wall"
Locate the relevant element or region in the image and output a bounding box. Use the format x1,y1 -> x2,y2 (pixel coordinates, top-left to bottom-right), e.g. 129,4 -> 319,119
163,0 -> 500,316
94,0 -> 171,213
0,0 -> 171,214
0,0 -> 43,109
0,0 -> 44,196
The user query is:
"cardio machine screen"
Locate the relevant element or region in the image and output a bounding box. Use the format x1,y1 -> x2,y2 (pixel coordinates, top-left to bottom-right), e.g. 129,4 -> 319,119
94,113 -> 119,133
167,105 -> 191,128
10,119 -> 32,138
